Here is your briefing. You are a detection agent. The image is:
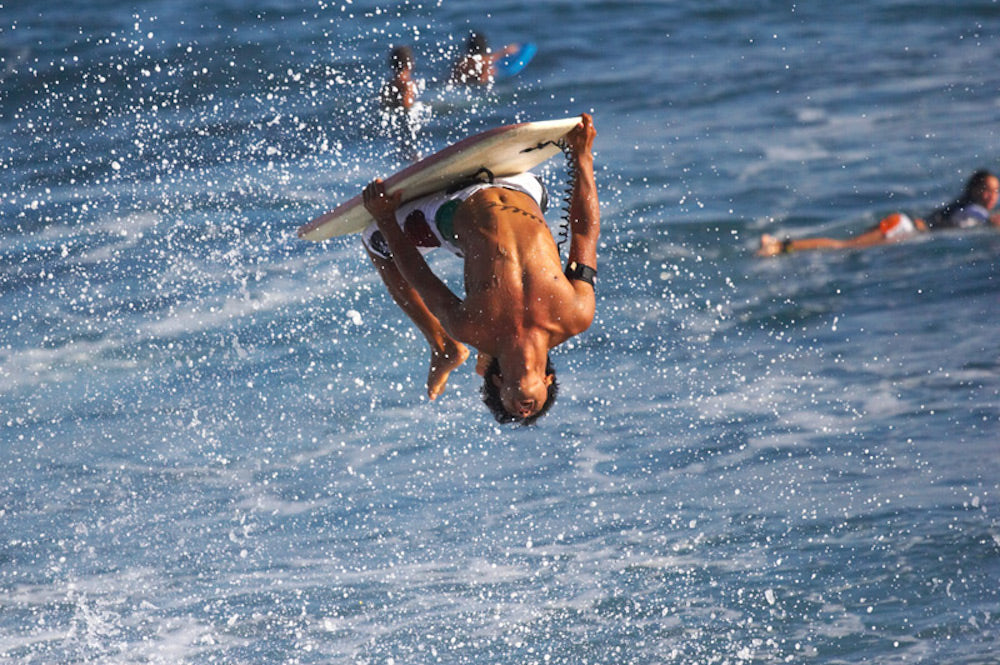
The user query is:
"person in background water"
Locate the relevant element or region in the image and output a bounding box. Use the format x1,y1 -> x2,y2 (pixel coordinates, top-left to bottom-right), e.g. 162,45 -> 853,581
449,31 -> 519,86
380,45 -> 419,111
757,169 -> 1000,256
360,114 -> 600,425
379,45 -> 423,160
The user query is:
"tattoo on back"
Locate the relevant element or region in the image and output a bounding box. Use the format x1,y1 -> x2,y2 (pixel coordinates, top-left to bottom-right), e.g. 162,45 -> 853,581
483,200 -> 546,225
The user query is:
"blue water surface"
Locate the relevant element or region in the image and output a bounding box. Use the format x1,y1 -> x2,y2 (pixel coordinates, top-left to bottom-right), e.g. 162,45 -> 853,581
2,1 -> 999,663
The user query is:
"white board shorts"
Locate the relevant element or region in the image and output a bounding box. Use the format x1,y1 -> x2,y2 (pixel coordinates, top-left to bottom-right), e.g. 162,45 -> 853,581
362,172 -> 547,261
878,212 -> 917,239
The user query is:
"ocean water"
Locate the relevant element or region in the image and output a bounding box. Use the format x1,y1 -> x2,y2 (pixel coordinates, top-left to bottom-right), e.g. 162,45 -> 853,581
2,1 -> 999,663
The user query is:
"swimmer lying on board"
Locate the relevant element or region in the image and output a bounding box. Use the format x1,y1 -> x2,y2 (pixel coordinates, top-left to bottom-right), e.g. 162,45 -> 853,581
758,169 -> 1000,256
361,114 -> 599,425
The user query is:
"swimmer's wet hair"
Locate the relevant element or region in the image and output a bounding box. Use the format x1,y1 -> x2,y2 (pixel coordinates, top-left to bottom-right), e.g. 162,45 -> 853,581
480,356 -> 559,426
466,31 -> 488,55
389,46 -> 414,73
965,169 -> 997,200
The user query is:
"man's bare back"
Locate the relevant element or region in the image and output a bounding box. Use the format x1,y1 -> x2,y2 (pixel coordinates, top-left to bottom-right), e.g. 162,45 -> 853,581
448,187 -> 589,356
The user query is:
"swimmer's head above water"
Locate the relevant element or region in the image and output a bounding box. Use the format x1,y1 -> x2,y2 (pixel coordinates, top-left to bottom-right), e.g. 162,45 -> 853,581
388,45 -> 414,74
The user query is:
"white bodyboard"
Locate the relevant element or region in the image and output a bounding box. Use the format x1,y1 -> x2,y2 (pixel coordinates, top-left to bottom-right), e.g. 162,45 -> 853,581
298,116 -> 581,241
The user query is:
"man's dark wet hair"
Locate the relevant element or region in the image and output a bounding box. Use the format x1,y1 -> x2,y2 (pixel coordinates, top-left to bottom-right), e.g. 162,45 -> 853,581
480,356 -> 558,426
389,46 -> 414,74
465,31 -> 488,55
963,169 -> 996,202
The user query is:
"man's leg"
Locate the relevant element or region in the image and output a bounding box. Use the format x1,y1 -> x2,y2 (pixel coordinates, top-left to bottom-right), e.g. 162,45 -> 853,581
365,246 -> 469,399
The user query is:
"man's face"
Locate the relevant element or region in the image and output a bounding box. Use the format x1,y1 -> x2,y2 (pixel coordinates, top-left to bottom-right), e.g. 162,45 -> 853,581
496,372 -> 553,419
983,177 -> 1000,210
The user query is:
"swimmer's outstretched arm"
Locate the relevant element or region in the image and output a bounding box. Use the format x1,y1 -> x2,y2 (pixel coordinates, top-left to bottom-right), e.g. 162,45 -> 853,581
488,43 -> 519,66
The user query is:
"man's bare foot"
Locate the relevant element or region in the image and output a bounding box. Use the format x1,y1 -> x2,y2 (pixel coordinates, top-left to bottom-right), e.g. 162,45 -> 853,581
427,340 -> 470,400
757,233 -> 783,257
